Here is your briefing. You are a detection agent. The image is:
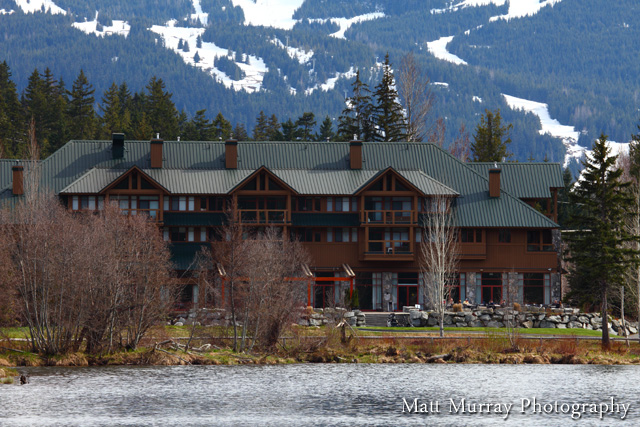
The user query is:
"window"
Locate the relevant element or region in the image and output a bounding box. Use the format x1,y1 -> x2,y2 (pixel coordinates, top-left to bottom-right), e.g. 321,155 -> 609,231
71,196 -> 105,211
527,230 -> 554,252
292,228 -> 322,242
294,197 -> 321,212
522,273 -> 544,305
327,197 -> 352,212
171,227 -> 187,242
460,228 -> 482,243
368,227 -> 410,254
481,273 -> 502,304
327,228 -> 357,243
498,229 -> 511,243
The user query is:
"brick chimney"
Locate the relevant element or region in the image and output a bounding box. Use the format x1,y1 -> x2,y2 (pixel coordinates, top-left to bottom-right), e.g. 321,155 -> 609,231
150,138 -> 163,168
225,139 -> 238,169
350,140 -> 362,170
489,168 -> 501,198
12,165 -> 24,196
112,133 -> 125,159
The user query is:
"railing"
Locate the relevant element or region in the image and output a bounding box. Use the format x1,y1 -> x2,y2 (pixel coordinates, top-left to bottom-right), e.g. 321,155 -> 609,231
237,209 -> 288,224
120,209 -> 160,220
366,240 -> 412,255
363,210 -> 414,225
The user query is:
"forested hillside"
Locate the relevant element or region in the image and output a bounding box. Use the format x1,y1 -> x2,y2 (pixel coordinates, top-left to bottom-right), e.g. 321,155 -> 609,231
0,0 -> 639,169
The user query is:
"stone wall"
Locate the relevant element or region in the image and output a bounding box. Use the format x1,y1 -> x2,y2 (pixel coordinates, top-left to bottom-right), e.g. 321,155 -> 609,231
405,306 -> 638,336
298,308 -> 366,327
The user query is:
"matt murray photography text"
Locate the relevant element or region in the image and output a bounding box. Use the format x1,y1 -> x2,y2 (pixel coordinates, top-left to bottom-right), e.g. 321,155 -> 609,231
402,397 -> 630,420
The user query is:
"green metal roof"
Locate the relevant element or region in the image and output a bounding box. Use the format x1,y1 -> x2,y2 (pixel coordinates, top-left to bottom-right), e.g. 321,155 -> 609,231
2,139 -> 559,228
291,213 -> 360,227
467,162 -> 564,199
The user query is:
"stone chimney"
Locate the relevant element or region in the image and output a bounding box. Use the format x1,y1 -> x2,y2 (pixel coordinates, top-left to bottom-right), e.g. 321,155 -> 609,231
225,139 -> 238,169
112,133 -> 125,159
150,138 -> 163,168
12,165 -> 24,196
489,168 -> 501,198
350,140 -> 362,170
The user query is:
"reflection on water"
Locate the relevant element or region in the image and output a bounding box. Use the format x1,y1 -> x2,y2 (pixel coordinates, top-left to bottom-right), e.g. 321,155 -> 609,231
0,364 -> 638,426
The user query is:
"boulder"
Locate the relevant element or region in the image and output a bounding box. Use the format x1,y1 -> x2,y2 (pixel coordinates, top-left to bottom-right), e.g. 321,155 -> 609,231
479,314 -> 492,321
470,320 -> 484,327
568,321 -> 583,329
522,320 -> 533,329
494,308 -> 505,316
629,325 -> 638,335
174,321 -> 184,327
578,316 -> 590,324
487,321 -> 504,328
427,317 -> 438,326
556,323 -> 567,329
464,314 -> 474,323
410,310 -> 422,320
455,321 -> 467,328
539,320 -> 556,328
344,311 -> 355,318
547,315 -> 561,323
590,317 -> 602,326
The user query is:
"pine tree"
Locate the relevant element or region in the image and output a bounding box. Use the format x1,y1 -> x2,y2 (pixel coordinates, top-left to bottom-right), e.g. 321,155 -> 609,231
212,112 -> 232,140
557,168 -> 575,228
196,35 -> 203,49
194,51 -> 201,63
145,76 -> 179,139
253,111 -> 268,140
0,61 -> 24,157
183,41 -> 190,53
471,109 -> 512,162
567,134 -> 638,349
296,112 -> 316,141
372,53 -> 406,142
186,109 -> 213,140
233,123 -> 249,141
281,118 -> 297,141
337,70 -> 374,141
316,115 -> 335,141
99,82 -> 130,138
266,114 -> 282,141
67,69 -> 96,140
178,39 -> 184,50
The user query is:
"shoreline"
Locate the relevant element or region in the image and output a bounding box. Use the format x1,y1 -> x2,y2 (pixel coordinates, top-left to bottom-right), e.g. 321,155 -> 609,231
2,342 -> 640,371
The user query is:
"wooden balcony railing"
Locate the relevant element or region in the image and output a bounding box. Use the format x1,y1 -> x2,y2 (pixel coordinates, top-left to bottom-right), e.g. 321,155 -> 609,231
362,210 -> 414,225
121,209 -> 160,221
363,239 -> 414,261
237,209 -> 289,224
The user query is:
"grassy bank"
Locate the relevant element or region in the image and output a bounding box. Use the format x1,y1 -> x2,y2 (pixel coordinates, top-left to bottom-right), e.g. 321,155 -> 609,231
1,325 -> 639,372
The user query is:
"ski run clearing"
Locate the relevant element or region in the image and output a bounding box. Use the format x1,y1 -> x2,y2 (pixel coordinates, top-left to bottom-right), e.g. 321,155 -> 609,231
13,0 -> 65,15
427,36 -> 468,65
503,94 -> 628,167
72,12 -> 130,38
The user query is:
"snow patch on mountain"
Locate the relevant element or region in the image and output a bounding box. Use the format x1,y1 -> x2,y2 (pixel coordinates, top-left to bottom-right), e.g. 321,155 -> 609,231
305,67 -> 356,95
490,0 -> 562,21
501,93 -> 626,168
191,0 -> 208,26
325,13 -> 385,39
271,38 -> 313,64
231,0 -> 304,29
13,0 -> 65,15
150,23 -> 267,93
427,36 -> 468,65
72,12 -> 130,38
0,9 -> 14,14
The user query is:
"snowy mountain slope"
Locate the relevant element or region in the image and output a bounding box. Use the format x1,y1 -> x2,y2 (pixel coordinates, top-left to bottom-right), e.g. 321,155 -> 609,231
1,0 -> 638,169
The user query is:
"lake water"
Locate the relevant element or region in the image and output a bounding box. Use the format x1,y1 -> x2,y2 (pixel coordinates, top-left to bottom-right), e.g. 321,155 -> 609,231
1,364 -> 638,426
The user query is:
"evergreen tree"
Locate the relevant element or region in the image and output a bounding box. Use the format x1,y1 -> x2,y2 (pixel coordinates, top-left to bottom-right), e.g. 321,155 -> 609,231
212,112 -> 232,140
67,69 -> 96,140
196,35 -> 203,49
233,123 -> 249,141
557,168 -> 575,228
372,53 -> 405,142
266,114 -> 282,141
337,70 -> 374,141
296,112 -> 316,141
0,61 -> 24,157
281,118 -> 298,141
99,82 -> 130,138
253,111 -> 268,140
186,109 -> 213,140
183,41 -> 190,53
471,109 -> 512,162
194,51 -> 201,63
316,115 -> 335,141
566,134 -> 638,349
145,76 -> 179,139
178,39 -> 184,50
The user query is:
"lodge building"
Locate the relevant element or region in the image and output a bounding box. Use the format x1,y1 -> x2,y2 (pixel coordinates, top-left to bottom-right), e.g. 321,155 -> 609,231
0,136 -> 563,311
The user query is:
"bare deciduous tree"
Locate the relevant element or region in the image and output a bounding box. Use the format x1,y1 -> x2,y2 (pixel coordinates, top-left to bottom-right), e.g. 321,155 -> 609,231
397,52 -> 434,142
503,270 -> 520,350
420,196 -> 458,337
449,123 -> 471,162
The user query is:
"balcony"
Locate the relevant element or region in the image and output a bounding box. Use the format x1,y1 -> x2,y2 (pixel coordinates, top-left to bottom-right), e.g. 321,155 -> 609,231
237,209 -> 289,225
362,240 -> 414,261
363,210 -> 414,225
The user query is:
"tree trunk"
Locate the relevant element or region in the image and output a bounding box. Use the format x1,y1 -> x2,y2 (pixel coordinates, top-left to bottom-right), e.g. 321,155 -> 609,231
601,283 -> 610,350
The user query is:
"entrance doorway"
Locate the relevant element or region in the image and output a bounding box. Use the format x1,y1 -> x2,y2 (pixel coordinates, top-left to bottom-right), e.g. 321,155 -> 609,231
397,285 -> 418,309
481,272 -> 502,304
